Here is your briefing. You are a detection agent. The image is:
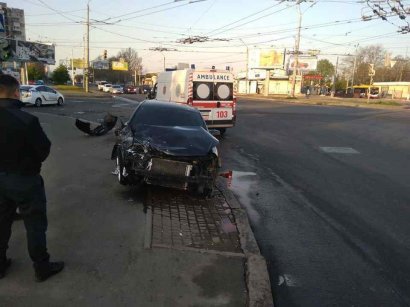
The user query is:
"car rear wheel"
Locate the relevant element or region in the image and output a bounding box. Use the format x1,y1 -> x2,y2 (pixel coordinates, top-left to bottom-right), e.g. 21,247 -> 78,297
35,98 -> 42,107
57,97 -> 64,106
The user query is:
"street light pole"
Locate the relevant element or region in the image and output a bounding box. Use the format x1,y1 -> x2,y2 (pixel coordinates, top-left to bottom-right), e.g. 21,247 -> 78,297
290,2 -> 302,97
85,2 -> 90,93
239,39 -> 249,94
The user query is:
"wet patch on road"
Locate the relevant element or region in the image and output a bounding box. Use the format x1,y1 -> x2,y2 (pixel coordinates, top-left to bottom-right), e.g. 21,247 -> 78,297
146,186 -> 242,254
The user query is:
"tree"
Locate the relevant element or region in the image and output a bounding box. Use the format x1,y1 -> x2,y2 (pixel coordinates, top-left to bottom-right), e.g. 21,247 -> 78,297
316,59 -> 335,83
117,47 -> 143,73
52,65 -> 70,84
341,44 -> 386,85
27,62 -> 45,81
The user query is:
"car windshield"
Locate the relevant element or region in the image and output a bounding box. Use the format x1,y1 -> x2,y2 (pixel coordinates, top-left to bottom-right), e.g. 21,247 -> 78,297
130,103 -> 205,128
113,85 -> 121,88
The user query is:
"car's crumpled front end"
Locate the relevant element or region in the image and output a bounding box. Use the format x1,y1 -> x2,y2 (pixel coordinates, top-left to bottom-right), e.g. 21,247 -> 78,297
112,125 -> 219,196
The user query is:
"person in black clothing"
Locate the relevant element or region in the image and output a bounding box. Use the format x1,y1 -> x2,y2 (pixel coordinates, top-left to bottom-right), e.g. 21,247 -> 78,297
0,75 -> 64,281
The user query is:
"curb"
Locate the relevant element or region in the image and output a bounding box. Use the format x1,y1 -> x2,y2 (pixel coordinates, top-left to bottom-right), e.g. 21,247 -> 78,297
237,94 -> 408,110
216,178 -> 274,307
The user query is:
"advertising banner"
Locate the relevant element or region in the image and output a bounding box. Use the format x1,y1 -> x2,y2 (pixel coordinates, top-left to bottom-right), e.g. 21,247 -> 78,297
92,60 -> 109,70
72,58 -> 85,69
0,13 -> 5,33
288,56 -> 318,72
249,48 -> 286,69
112,61 -> 128,71
0,39 -> 55,64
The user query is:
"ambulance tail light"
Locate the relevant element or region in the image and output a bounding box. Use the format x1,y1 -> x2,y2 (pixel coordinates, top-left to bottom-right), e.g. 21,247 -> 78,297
187,97 -> 193,106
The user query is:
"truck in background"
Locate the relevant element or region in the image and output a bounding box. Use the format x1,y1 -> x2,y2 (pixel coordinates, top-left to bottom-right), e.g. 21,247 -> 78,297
149,68 -> 236,135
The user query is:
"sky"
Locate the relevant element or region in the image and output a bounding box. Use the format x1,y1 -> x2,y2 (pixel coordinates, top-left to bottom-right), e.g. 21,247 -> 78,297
9,0 -> 410,73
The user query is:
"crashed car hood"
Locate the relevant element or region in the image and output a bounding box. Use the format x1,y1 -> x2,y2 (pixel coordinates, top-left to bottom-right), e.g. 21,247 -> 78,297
132,125 -> 219,156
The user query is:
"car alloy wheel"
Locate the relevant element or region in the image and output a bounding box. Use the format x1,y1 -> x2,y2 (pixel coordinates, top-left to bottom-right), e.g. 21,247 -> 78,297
35,98 -> 42,107
116,155 -> 127,185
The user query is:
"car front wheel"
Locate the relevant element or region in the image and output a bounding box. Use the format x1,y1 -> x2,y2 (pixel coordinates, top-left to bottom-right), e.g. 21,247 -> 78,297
35,98 -> 42,107
57,97 -> 64,106
116,154 -> 128,185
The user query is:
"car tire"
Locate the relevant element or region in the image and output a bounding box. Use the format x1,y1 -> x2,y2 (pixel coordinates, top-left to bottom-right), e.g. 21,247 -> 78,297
35,98 -> 42,107
116,152 -> 128,185
57,97 -> 64,106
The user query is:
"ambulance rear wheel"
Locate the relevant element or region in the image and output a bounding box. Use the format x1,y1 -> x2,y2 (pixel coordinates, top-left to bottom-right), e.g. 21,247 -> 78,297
217,128 -> 226,136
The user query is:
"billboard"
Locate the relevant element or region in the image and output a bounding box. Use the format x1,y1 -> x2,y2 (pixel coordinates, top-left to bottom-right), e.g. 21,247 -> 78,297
92,60 -> 109,70
249,49 -> 286,69
0,39 -> 55,64
112,61 -> 128,71
0,12 -> 5,33
72,58 -> 85,69
288,56 -> 318,72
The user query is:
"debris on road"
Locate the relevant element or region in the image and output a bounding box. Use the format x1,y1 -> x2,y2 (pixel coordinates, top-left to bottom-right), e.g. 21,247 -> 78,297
75,113 -> 118,136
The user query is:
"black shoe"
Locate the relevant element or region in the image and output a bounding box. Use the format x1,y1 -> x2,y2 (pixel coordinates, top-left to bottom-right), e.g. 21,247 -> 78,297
0,258 -> 12,279
34,261 -> 64,282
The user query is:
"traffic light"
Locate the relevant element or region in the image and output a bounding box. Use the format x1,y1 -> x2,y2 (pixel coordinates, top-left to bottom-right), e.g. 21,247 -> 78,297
103,50 -> 107,59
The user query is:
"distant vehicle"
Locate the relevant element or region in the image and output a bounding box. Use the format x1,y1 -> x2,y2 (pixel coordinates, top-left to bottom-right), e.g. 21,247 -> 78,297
102,83 -> 112,93
142,85 -> 151,94
150,68 -> 236,135
110,85 -> 124,94
20,85 -> 64,107
35,80 -> 45,85
111,100 -> 220,197
98,81 -> 108,91
123,85 -> 137,94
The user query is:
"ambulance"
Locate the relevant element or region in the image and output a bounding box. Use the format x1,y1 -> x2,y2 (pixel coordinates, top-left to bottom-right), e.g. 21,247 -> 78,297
150,68 -> 236,134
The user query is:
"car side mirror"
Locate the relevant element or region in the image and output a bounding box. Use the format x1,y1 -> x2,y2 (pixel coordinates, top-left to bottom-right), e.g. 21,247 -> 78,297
209,129 -> 221,137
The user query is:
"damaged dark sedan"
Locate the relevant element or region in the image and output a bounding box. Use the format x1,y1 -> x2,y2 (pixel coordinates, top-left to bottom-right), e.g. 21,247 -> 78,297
112,100 -> 220,196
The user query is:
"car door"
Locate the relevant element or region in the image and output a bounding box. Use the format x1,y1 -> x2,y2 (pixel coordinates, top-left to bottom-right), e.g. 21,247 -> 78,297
45,86 -> 58,103
36,86 -> 51,103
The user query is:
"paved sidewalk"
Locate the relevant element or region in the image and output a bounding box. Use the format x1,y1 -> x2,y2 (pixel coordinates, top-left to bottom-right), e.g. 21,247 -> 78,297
0,113 -> 249,307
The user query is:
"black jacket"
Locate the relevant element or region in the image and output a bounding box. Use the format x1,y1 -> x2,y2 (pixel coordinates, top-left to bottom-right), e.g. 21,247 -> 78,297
0,98 -> 51,175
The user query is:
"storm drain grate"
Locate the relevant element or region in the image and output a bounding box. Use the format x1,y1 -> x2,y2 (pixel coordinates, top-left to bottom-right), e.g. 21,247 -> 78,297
146,187 -> 242,254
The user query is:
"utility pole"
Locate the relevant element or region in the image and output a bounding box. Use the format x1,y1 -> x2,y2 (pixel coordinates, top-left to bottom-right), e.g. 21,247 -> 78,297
85,2 -> 90,93
331,56 -> 339,96
149,47 -> 177,71
239,39 -> 249,94
290,2 -> 302,97
367,63 -> 375,104
351,44 -> 359,87
71,49 -> 75,86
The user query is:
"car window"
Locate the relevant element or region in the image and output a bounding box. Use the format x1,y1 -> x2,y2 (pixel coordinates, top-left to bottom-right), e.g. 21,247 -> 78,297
130,104 -> 205,128
45,87 -> 56,93
36,86 -> 46,92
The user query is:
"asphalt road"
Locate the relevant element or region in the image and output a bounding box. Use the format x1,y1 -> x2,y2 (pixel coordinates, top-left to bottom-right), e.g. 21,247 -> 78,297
28,94 -> 410,306
219,97 -> 410,306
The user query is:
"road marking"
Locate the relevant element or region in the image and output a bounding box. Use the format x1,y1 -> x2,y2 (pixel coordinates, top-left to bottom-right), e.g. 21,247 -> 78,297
320,147 -> 360,154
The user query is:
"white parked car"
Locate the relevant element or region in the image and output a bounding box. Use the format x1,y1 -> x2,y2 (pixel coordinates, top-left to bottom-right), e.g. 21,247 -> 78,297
110,85 -> 123,94
97,81 -> 108,91
103,84 -> 112,92
20,85 -> 64,107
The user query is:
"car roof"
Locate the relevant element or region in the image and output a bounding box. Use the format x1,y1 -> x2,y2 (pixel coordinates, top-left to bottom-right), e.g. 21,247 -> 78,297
140,100 -> 199,113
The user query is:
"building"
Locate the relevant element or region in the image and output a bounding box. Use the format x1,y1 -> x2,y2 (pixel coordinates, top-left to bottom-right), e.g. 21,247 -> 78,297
0,2 -> 26,40
373,82 -> 410,100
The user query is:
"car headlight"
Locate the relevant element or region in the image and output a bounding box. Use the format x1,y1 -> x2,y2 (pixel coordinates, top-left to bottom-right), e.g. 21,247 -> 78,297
211,146 -> 218,156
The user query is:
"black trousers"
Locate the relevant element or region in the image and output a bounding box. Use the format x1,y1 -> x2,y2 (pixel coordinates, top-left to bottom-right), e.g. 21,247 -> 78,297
0,172 -> 50,268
